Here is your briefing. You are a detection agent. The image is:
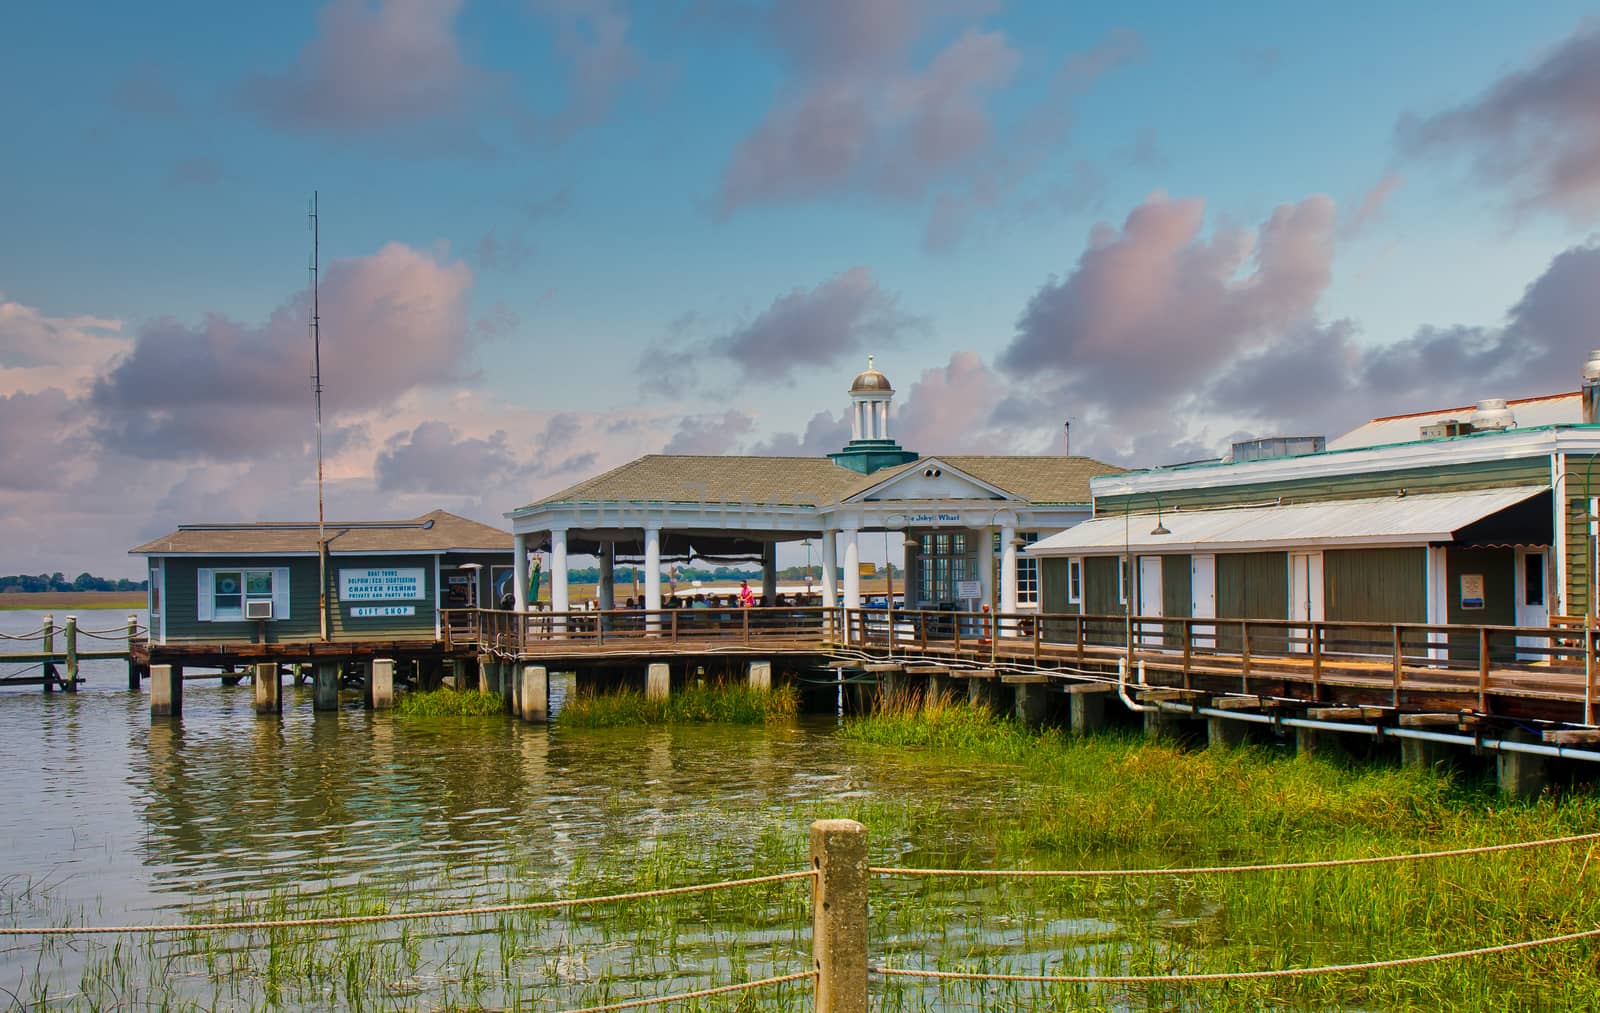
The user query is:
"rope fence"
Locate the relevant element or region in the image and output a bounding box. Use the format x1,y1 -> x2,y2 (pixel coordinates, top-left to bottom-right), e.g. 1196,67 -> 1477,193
872,924 -> 1600,985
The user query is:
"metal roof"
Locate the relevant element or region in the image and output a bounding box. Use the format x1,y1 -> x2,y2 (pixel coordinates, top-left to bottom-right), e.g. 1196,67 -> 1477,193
1327,392 -> 1580,451
1027,487 -> 1548,556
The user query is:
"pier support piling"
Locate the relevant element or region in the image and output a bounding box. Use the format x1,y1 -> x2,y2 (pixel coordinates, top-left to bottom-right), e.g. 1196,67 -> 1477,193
646,662 -> 670,701
314,663 -> 339,711
253,662 -> 281,715
1497,730 -> 1549,799
810,819 -> 868,1013
63,615 -> 78,694
1401,736 -> 1455,772
967,677 -> 1002,715
150,664 -> 182,718
1067,684 -> 1109,735
518,664 -> 549,722
1013,682 -> 1050,727
747,660 -> 772,691
127,615 -> 140,690
477,654 -> 494,694
367,658 -> 394,710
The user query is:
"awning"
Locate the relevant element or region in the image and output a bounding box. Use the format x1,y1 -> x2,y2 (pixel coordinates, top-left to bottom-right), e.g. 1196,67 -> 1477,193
1027,487 -> 1550,557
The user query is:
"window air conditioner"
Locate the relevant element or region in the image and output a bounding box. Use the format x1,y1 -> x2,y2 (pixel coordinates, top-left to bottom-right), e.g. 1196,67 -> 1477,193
245,599 -> 274,620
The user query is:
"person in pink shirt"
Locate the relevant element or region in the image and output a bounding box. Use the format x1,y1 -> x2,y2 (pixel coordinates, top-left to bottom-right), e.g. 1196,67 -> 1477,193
739,579 -> 754,608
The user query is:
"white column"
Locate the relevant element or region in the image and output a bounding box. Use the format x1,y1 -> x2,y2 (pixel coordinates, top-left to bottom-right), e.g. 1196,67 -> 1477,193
851,402 -> 862,440
550,528 -> 569,612
876,401 -> 888,439
842,528 -> 861,610
821,530 -> 839,607
761,542 -> 778,603
999,523 -> 1018,636
598,542 -> 614,610
977,526 -> 995,615
644,527 -> 662,628
513,532 -> 529,612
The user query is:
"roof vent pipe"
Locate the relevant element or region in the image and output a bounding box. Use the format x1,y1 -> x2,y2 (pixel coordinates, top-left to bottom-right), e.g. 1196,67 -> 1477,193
1469,398 -> 1515,432
1583,350 -> 1600,424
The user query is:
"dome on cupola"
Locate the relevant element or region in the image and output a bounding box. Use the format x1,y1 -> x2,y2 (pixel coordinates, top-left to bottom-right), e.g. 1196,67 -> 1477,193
850,355 -> 893,393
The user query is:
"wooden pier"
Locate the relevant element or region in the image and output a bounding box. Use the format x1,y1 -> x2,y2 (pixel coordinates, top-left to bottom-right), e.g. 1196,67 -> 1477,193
0,614 -> 141,691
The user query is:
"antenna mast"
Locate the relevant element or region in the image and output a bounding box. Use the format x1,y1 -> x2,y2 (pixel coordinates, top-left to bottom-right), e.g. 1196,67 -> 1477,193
310,192 -> 329,641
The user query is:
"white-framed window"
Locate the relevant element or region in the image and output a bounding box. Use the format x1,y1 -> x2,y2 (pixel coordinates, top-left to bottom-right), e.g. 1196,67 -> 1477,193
1016,532 -> 1040,605
1067,557 -> 1083,605
198,567 -> 289,621
919,532 -> 971,603
1118,557 -> 1129,605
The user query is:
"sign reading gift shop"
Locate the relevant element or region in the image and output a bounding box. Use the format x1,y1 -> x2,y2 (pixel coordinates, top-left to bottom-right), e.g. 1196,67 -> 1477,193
352,606 -> 416,617
340,568 -> 426,602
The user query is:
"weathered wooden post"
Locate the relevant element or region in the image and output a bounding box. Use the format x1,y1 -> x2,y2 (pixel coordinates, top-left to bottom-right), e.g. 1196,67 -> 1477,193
518,663 -> 549,722
314,663 -> 340,711
646,662 -> 670,701
150,664 -> 182,717
63,615 -> 78,694
368,658 -> 395,710
126,614 -> 141,690
810,819 -> 868,1013
748,659 -> 772,690
253,661 -> 281,715
41,615 -> 55,693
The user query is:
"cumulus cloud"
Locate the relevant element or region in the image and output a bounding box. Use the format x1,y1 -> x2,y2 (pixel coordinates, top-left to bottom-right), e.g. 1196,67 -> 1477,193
716,267 -> 918,382
1341,171 -> 1404,238
999,192 -> 1337,429
1397,20 -> 1600,222
746,409 -> 853,456
241,0 -> 481,136
0,295 -> 127,394
92,242 -> 473,459
663,411 -> 757,454
376,421 -> 520,492
528,0 -> 644,141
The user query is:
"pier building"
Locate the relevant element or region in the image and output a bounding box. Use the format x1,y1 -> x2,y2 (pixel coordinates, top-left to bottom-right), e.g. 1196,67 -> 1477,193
1028,360 -> 1600,641
131,509 -> 512,645
505,360 -> 1123,619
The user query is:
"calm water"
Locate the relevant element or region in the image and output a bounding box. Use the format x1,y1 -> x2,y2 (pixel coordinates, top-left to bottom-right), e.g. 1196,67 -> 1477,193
0,608 -> 1059,1010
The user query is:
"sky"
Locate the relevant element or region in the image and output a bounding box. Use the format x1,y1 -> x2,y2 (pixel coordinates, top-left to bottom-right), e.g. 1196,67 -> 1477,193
6,0 -> 1600,576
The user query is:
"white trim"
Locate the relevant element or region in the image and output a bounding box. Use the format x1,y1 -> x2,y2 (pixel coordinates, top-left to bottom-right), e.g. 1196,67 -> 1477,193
845,456 -> 1018,503
137,551 -> 321,559
1066,557 -> 1083,605
434,554 -> 443,640
1554,452 -> 1568,616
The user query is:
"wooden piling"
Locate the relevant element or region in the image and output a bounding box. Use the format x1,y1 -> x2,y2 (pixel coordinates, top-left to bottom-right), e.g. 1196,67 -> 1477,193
41,615 -> 55,693
518,664 -> 549,722
810,819 -> 868,1013
63,615 -> 78,693
126,614 -> 141,690
253,661 -> 281,715
646,662 -> 670,701
368,658 -> 395,710
150,664 -> 181,717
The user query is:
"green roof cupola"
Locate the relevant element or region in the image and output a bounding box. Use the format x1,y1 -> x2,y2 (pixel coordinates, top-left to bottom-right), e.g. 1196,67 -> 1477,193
829,356 -> 920,475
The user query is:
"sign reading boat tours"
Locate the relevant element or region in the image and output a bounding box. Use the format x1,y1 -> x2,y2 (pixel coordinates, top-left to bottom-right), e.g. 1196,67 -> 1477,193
340,568 -> 425,602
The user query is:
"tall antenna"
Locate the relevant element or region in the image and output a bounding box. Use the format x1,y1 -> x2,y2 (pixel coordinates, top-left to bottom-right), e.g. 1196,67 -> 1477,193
310,192 -> 329,641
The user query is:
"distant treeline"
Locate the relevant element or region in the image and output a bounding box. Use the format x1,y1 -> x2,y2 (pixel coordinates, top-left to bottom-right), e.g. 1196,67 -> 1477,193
0,572 -> 148,593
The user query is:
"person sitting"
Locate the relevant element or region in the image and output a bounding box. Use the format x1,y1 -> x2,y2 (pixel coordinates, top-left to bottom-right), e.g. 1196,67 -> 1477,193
739,580 -> 755,608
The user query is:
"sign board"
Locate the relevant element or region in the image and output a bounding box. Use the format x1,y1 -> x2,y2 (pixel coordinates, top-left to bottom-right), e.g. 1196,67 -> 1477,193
1460,573 -> 1485,610
448,575 -> 469,585
908,512 -> 963,525
340,568 -> 425,602
858,562 -> 877,577
351,605 -> 416,618
956,579 -> 982,600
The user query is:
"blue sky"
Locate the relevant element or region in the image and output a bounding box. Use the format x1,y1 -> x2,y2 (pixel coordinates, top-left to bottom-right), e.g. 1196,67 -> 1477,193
4,1 -> 1600,574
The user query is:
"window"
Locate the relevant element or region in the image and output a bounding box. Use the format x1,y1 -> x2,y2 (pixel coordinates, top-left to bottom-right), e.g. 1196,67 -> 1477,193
1118,557 -> 1129,605
919,532 -> 971,603
1524,552 -> 1545,607
1067,557 -> 1082,605
199,567 -> 288,621
1016,532 -> 1040,605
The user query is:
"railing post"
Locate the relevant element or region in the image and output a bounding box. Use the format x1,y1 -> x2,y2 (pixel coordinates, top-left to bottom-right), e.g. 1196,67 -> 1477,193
1391,624 -> 1403,708
1239,621 -> 1251,695
810,819 -> 868,1013
1478,627 -> 1491,712
1310,622 -> 1323,702
41,615 -> 55,693
1075,614 -> 1084,666
1181,620 -> 1192,689
743,607 -> 751,645
64,615 -> 78,694
127,613 -> 141,690
1032,613 -> 1041,666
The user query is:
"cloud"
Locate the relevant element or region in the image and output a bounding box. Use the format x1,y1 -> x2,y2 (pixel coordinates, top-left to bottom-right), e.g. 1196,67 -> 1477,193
1341,171 -> 1404,238
1397,20 -> 1600,222
0,295 -> 127,394
0,389 -> 86,491
663,411 -> 757,454
716,267 -> 918,382
477,229 -> 534,273
746,409 -> 853,456
92,242 -> 473,459
999,192 -> 1337,428
241,0 -> 482,136
714,1 -> 1023,212
528,0 -> 644,141
891,350 -> 1014,452
375,421 -> 520,492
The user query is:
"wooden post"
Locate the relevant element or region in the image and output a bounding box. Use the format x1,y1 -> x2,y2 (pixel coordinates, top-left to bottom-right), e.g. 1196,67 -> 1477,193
1477,627 -> 1491,712
1181,620 -> 1193,689
41,615 -> 55,693
150,664 -> 181,717
254,661 -> 281,715
1075,614 -> 1085,667
1032,613 -> 1041,666
1240,621 -> 1251,695
1391,624 -> 1403,709
64,615 -> 78,694
646,662 -> 670,701
810,819 -> 868,1013
314,663 -> 340,711
1310,622 -> 1323,702
518,664 -> 548,722
743,607 -> 751,645
368,658 -> 394,710
126,614 -> 140,691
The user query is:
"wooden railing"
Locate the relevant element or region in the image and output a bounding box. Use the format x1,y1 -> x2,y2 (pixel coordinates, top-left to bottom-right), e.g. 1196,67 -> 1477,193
442,606 -> 840,655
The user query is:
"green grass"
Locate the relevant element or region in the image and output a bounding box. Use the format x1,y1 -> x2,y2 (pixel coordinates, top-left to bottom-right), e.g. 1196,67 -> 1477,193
393,688 -> 506,717
557,682 -> 799,728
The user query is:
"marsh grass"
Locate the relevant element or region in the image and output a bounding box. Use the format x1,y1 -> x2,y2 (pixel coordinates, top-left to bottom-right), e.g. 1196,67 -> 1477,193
394,689 -> 506,717
558,682 -> 799,728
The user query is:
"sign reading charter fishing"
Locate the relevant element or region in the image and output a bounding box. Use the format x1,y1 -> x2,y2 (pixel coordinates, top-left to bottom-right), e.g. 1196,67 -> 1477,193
340,568 -> 425,601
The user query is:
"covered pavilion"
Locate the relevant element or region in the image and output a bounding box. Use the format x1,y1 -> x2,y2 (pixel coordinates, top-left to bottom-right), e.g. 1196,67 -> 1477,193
504,361 -> 1122,619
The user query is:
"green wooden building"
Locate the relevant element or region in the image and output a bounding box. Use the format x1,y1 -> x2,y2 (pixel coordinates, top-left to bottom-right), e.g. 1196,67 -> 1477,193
130,510 -> 513,645
1029,389 -> 1600,639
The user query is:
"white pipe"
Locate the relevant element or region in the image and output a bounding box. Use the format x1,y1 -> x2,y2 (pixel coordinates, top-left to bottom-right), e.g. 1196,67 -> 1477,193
1118,657 -> 1160,712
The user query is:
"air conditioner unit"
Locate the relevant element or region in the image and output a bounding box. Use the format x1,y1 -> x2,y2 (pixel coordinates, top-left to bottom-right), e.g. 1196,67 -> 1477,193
245,599 -> 274,620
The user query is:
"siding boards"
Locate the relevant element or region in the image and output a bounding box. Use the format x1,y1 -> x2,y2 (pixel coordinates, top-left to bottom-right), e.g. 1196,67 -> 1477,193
1447,547 -> 1517,661
329,555 -> 438,640
1216,552 -> 1287,652
1082,555 -> 1124,648
1161,554 -> 1192,648
1038,557 -> 1078,643
162,556 -> 321,643
1564,455 -> 1598,618
1323,547 -> 1427,658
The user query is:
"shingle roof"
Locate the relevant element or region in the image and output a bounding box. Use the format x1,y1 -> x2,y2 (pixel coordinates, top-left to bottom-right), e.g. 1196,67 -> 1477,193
130,510 -> 511,555
523,454 -> 1122,511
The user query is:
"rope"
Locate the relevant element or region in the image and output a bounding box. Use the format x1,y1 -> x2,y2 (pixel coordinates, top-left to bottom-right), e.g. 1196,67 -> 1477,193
560,971 -> 815,1013
871,830 -> 1600,879
0,869 -> 816,936
0,627 -> 49,642
77,626 -> 146,640
871,924 -> 1600,984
